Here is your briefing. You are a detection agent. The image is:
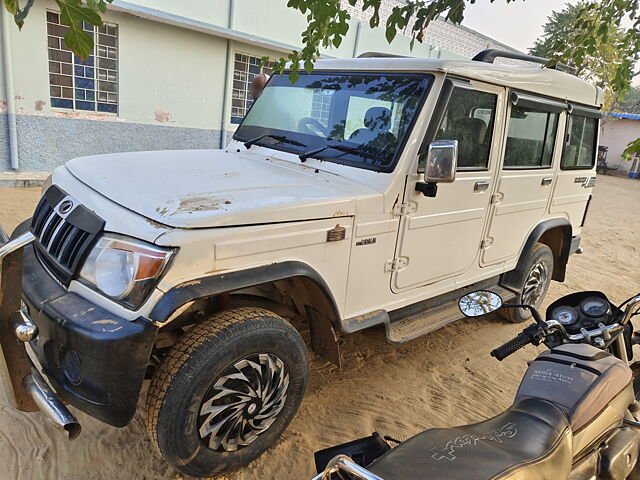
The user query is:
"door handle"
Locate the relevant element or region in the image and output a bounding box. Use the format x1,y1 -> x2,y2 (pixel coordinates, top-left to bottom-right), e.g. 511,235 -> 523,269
541,177 -> 553,186
474,181 -> 490,192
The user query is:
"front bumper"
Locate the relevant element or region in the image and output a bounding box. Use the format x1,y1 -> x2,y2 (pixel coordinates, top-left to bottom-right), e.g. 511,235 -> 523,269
21,242 -> 158,427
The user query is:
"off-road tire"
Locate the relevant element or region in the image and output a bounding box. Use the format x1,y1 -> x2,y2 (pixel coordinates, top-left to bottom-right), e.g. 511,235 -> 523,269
500,243 -> 554,323
145,307 -> 308,478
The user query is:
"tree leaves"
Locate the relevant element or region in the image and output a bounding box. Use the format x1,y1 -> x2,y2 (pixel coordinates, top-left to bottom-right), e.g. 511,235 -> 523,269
622,137 -> 640,161
1,0 -> 637,96
3,0 -> 34,29
4,0 -> 113,59
55,0 -> 110,59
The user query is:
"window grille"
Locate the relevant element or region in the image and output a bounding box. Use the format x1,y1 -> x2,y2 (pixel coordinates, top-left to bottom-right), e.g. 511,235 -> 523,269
47,11 -> 119,114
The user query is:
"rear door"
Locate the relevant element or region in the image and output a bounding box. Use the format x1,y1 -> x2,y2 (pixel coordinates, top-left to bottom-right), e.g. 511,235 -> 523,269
392,79 -> 505,292
481,93 -> 565,266
550,107 -> 600,227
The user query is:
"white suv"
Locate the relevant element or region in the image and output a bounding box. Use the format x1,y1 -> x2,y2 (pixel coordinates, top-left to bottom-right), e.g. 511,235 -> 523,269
0,50 -> 601,477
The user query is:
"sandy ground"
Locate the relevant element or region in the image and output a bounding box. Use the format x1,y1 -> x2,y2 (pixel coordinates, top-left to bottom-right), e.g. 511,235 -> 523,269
0,175 -> 639,480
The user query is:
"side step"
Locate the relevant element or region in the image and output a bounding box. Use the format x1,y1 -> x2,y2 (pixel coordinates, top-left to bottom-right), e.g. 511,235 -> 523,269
385,286 -> 517,345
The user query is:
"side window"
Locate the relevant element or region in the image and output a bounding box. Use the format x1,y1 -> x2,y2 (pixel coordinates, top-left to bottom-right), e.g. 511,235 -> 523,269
432,88 -> 497,170
504,106 -> 559,169
561,116 -> 597,169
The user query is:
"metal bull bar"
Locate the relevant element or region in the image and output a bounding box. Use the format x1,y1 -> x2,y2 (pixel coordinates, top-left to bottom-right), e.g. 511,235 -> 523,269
0,229 -> 81,439
311,455 -> 385,480
0,230 -> 38,411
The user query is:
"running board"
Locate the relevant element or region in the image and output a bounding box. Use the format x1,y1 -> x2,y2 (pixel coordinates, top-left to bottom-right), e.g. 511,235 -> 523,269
385,286 -> 517,345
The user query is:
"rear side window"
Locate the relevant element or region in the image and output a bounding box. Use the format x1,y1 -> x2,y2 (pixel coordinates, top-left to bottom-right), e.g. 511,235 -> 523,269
503,106 -> 559,169
561,116 -> 597,169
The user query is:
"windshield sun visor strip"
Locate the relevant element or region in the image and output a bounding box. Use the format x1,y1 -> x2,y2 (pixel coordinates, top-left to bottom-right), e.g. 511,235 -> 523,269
510,91 -> 568,113
567,103 -> 604,118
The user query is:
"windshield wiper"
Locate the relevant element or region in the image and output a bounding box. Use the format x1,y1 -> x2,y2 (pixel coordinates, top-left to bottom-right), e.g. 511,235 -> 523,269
298,143 -> 381,163
244,134 -> 307,149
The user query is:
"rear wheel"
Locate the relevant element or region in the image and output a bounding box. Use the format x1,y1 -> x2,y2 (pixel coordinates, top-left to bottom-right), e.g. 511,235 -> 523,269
145,307 -> 308,477
500,243 -> 553,323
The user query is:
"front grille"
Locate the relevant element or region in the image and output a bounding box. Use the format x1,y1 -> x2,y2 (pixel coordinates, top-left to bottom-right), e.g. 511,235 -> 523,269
31,185 -> 105,285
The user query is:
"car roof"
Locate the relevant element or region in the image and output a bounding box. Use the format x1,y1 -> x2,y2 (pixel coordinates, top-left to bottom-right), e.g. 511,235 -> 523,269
312,57 -> 603,108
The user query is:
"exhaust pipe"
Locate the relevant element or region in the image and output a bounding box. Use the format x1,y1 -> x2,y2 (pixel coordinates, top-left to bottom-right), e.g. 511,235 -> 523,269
23,369 -> 81,440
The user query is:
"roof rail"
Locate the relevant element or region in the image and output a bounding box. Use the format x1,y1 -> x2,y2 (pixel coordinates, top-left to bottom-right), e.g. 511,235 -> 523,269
357,52 -> 410,58
472,49 -> 577,75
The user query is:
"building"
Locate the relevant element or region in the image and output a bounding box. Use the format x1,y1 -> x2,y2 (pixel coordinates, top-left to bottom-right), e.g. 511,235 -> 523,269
0,0 -> 520,172
600,112 -> 640,176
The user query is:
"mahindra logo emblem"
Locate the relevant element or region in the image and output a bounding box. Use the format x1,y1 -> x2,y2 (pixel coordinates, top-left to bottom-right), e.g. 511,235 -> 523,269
58,200 -> 74,214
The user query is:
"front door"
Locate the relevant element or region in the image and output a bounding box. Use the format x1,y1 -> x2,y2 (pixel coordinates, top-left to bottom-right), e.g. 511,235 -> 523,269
481,94 -> 564,266
392,80 -> 505,293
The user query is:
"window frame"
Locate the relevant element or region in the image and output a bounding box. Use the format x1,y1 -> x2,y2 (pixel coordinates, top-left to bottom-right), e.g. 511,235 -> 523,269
46,10 -> 119,115
502,95 -> 562,171
560,107 -> 601,171
418,77 -> 499,173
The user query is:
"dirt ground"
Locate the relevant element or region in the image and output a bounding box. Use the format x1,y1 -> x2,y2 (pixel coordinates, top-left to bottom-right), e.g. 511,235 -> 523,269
0,174 -> 638,480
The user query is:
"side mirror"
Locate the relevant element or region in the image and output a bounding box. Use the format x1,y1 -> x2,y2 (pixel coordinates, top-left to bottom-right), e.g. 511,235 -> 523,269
458,290 -> 503,317
416,140 -> 458,197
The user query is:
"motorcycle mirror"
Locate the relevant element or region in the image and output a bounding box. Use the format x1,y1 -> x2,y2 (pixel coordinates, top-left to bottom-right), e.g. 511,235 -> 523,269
459,290 -> 503,318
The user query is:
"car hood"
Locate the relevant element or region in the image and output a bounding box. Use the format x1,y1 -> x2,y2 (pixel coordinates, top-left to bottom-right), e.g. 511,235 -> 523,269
65,149 -> 375,228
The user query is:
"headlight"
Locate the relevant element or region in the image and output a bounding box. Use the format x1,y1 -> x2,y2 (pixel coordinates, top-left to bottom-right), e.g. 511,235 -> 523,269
79,233 -> 176,309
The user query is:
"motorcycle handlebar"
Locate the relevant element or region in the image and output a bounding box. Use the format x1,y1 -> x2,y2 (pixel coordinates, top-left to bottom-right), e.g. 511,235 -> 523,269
491,323 -> 545,361
490,331 -> 532,361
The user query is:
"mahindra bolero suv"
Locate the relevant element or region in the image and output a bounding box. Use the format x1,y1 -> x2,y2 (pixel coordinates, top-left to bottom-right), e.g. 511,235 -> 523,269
0,50 -> 602,477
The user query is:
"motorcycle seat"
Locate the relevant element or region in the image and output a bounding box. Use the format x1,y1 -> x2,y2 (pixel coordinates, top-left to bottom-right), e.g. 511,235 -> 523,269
367,397 -> 572,480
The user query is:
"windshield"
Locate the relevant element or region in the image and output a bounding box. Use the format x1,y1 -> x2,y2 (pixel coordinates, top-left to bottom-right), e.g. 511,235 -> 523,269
234,72 -> 432,172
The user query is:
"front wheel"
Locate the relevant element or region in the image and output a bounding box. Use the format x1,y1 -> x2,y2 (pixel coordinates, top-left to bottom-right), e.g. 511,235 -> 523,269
145,307 -> 308,478
500,242 -> 553,323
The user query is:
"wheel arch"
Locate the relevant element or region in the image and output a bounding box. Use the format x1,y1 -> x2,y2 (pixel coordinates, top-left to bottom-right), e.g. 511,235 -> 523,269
501,218 -> 573,289
150,261 -> 342,365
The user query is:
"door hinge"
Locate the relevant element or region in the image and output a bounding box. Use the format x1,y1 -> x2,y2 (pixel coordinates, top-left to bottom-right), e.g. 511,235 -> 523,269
392,201 -> 417,216
385,256 -> 409,272
490,192 -> 504,205
481,237 -> 494,249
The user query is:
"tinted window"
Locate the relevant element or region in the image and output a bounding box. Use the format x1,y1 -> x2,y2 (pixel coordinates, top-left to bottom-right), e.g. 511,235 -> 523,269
504,106 -> 559,169
430,88 -> 497,170
562,116 -> 597,169
235,73 -> 431,172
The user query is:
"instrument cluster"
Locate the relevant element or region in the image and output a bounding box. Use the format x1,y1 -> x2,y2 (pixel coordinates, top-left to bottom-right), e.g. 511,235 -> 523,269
550,296 -> 611,333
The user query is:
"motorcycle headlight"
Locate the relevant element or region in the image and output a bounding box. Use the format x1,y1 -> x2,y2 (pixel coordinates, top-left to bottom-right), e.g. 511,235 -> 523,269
79,233 -> 176,310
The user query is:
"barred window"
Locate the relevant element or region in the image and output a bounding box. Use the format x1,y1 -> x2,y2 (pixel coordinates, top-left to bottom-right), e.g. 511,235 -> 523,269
47,11 -> 119,114
231,53 -> 275,124
310,90 -> 333,128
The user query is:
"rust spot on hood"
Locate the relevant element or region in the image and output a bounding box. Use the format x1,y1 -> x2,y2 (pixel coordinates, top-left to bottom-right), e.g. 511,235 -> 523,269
176,196 -> 224,213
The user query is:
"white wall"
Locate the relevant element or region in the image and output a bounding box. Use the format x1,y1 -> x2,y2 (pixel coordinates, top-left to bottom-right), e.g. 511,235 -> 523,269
600,118 -> 640,173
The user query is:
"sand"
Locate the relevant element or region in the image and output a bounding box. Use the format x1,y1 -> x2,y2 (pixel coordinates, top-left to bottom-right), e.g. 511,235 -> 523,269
0,174 -> 638,479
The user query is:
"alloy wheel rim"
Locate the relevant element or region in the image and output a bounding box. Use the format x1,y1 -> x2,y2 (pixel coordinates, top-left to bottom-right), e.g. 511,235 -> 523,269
197,353 -> 289,452
521,261 -> 549,307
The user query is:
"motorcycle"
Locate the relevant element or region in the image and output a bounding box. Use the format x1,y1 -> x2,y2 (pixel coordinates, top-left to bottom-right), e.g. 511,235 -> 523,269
311,290 -> 640,480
